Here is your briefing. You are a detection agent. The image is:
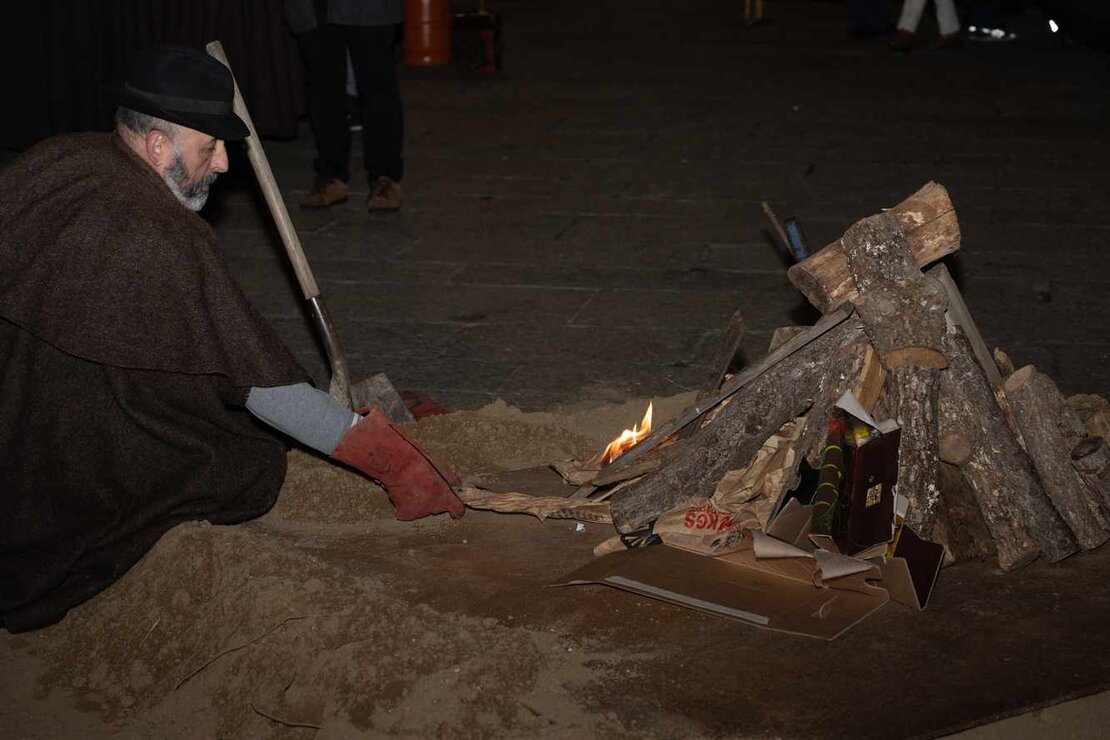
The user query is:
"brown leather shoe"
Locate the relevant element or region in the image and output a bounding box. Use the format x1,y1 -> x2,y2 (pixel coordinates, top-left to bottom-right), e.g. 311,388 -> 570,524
301,177 -> 349,209
889,29 -> 914,52
927,33 -> 963,50
367,176 -> 402,212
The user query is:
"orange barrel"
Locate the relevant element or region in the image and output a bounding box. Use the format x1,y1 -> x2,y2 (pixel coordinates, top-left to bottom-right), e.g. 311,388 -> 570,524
403,0 -> 452,66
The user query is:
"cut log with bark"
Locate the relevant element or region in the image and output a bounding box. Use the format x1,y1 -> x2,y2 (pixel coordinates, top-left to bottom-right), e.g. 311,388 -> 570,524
932,461 -> 997,564
998,366 -> 1109,549
788,181 -> 961,314
840,213 -> 948,535
608,319 -> 869,533
938,328 -> 1077,569
1007,373 -> 1110,518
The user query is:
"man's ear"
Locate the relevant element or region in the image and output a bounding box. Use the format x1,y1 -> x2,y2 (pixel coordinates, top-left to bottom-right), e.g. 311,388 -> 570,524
143,128 -> 173,170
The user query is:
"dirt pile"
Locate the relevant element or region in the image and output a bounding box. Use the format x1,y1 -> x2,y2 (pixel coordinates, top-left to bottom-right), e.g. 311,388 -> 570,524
0,396 -> 700,738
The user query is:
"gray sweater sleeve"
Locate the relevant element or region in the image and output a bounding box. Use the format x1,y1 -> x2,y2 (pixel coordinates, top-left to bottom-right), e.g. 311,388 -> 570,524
246,383 -> 359,455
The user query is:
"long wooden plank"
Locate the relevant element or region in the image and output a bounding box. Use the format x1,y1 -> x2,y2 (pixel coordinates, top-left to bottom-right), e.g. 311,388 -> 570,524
600,306 -> 852,476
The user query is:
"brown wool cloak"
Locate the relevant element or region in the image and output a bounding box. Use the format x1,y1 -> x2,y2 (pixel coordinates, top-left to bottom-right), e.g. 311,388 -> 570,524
0,133 -> 308,631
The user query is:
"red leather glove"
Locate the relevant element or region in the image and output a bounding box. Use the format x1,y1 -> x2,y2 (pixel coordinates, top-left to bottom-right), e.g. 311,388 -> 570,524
331,406 -> 465,520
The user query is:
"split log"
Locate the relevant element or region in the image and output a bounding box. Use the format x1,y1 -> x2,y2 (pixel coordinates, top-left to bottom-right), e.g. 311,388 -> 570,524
841,213 -> 948,535
788,182 -> 961,314
851,343 -> 886,412
608,319 -> 868,533
938,327 -> 1077,569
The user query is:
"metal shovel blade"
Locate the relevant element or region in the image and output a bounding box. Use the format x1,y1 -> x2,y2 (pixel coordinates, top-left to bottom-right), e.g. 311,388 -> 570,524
350,372 -> 415,424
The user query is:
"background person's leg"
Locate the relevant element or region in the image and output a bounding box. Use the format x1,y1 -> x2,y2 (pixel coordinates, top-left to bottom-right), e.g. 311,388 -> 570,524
347,23 -> 404,196
896,0 -> 928,32
935,0 -> 961,36
300,23 -> 352,186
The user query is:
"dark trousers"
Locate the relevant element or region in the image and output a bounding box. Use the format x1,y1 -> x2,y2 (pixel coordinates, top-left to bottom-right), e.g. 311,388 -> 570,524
300,23 -> 403,184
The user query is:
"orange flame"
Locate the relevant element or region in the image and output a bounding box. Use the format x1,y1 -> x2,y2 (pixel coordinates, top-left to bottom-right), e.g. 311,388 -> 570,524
601,403 -> 653,464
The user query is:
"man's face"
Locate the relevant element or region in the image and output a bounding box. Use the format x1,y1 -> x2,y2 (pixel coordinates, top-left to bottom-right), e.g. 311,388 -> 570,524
159,125 -> 228,211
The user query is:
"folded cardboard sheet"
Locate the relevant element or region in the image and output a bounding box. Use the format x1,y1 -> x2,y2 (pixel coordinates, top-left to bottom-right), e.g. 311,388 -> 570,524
556,539 -> 889,640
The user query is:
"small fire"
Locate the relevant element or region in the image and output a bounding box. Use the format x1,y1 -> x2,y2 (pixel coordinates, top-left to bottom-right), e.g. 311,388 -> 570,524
600,403 -> 653,464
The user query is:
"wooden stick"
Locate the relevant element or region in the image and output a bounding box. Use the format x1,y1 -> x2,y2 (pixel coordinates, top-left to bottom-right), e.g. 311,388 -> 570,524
761,201 -> 794,259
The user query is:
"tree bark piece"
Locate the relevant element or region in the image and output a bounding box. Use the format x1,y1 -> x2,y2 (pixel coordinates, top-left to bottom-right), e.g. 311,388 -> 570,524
841,213 -> 948,535
788,182 -> 961,314
938,328 -> 1077,569
608,320 -> 867,533
999,366 -> 1110,549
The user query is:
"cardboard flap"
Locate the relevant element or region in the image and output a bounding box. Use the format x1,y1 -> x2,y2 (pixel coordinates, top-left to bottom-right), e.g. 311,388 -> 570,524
813,549 -> 876,582
555,545 -> 889,640
879,524 -> 945,610
765,498 -> 815,550
752,531 -> 811,560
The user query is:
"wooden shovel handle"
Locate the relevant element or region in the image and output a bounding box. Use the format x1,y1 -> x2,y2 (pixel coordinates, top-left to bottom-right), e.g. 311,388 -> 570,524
205,41 -> 320,300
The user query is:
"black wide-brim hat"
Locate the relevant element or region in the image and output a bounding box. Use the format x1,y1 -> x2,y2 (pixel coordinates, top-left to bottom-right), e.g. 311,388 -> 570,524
113,44 -> 249,141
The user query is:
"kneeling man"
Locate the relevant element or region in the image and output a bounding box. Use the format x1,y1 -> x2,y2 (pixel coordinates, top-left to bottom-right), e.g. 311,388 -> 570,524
0,45 -> 462,632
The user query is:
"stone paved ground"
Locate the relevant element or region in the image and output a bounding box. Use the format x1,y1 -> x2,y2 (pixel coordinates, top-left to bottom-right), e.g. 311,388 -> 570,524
209,0 -> 1110,413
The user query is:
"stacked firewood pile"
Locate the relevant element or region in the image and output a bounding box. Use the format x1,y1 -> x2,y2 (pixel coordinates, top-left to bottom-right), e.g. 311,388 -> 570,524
459,182 -> 1110,574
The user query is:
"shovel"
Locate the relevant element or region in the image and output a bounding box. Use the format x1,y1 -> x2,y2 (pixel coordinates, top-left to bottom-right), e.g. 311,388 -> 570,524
206,41 -> 413,423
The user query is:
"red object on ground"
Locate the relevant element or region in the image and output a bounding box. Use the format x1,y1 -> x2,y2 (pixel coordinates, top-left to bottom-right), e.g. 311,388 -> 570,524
404,0 -> 452,66
401,390 -> 450,419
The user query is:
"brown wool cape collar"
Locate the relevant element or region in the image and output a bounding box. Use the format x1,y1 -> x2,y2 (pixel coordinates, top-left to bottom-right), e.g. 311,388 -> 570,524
0,132 -> 305,389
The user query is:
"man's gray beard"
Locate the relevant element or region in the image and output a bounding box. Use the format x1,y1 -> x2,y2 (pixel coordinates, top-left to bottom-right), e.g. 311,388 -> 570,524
163,151 -> 218,211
